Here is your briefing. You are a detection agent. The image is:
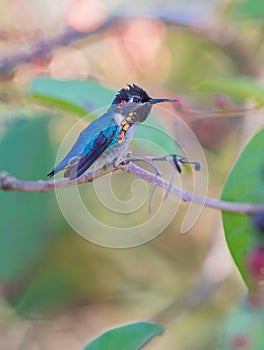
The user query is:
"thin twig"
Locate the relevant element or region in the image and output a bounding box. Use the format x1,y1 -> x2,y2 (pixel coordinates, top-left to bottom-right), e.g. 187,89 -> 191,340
122,162 -> 264,214
1,161 -> 264,215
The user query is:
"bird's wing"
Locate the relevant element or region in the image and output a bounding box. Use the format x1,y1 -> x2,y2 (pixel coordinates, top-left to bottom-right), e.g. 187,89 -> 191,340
47,112 -> 116,177
68,127 -> 118,180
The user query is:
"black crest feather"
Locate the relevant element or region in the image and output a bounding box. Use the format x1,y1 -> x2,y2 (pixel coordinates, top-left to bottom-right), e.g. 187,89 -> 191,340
113,84 -> 150,104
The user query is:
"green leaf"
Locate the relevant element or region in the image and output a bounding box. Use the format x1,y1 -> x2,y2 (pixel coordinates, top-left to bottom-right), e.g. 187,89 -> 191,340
232,0 -> 264,20
29,77 -> 115,116
8,262 -> 76,317
135,117 -> 181,155
221,129 -> 264,287
198,76 -> 264,106
83,322 -> 163,350
0,116 -> 55,280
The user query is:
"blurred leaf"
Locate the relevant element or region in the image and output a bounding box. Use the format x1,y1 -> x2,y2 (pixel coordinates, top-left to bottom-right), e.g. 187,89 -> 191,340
6,233 -> 125,317
83,322 -> 163,350
8,260 -> 76,317
222,301 -> 264,350
221,129 -> 264,287
198,76 -> 264,106
0,116 -> 55,280
135,118 -> 181,155
29,77 -> 114,116
29,77 -> 180,154
232,0 -> 264,20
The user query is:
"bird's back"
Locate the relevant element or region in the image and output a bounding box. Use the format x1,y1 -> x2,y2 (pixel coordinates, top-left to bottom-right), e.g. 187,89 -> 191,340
49,111 -> 116,176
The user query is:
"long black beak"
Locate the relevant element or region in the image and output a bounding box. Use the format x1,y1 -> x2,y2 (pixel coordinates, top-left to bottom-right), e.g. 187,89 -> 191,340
150,98 -> 176,104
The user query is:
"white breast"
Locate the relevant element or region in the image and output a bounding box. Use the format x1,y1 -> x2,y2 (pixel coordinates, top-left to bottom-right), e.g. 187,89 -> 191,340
113,112 -> 124,124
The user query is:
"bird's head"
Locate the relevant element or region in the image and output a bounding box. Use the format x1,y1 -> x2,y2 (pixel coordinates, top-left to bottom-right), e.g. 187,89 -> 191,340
111,84 -> 175,124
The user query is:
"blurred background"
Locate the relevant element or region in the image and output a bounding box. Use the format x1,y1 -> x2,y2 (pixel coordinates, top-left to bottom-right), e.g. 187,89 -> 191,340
0,0 -> 264,349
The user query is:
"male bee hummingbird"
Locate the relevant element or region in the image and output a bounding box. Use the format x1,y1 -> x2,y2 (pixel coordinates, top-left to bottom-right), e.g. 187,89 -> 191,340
47,84 -> 175,180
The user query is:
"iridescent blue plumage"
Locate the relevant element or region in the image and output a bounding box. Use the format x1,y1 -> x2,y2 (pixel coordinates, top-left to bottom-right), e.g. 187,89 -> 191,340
47,84 -> 174,180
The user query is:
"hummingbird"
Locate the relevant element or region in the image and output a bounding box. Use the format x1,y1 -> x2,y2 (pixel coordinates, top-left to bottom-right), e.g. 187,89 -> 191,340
47,84 -> 176,180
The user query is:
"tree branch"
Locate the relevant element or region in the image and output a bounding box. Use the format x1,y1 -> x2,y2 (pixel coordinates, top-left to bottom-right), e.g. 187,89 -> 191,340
1,162 -> 264,215
0,12 -> 260,77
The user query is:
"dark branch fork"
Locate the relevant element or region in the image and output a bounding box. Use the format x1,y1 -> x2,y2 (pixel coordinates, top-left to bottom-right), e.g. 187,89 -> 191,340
120,154 -> 201,212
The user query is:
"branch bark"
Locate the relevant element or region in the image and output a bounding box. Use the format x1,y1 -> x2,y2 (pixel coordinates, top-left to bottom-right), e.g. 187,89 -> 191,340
1,162 -> 264,215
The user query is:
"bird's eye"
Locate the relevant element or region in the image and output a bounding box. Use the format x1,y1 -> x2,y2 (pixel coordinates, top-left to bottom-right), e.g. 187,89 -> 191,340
132,96 -> 141,103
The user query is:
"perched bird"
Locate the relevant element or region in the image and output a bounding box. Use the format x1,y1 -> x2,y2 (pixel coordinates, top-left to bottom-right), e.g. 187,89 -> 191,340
47,84 -> 175,180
